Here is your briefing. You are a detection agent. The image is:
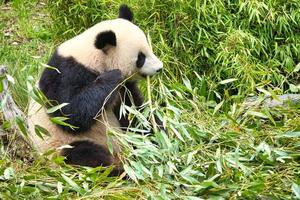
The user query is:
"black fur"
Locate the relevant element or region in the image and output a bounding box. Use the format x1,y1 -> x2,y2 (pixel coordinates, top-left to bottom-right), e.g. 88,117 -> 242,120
154,112 -> 166,133
94,31 -> 116,50
114,81 -> 144,129
39,51 -> 122,132
61,140 -> 123,176
113,81 -> 166,133
136,52 -> 145,68
118,4 -> 133,22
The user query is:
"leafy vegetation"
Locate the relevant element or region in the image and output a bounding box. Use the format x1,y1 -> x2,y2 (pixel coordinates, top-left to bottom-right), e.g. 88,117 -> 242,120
0,0 -> 300,199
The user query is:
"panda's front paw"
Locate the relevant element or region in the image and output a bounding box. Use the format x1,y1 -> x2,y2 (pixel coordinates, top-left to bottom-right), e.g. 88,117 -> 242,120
96,69 -> 122,85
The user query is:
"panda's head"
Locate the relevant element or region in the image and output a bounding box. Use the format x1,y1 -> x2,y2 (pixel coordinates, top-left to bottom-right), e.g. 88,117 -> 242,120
59,5 -> 163,78
97,5 -> 163,77
58,5 -> 163,78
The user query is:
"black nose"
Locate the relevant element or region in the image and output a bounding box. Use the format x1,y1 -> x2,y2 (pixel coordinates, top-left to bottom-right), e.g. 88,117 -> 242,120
156,68 -> 162,72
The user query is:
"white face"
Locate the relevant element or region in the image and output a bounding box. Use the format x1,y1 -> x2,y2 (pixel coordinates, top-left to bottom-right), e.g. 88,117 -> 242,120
104,19 -> 163,78
138,52 -> 164,76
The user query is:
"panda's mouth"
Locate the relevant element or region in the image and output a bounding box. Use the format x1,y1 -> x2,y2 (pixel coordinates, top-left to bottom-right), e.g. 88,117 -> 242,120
138,72 -> 157,78
139,73 -> 148,78
139,69 -> 162,78
138,66 -> 163,77
127,71 -> 147,81
138,66 -> 163,78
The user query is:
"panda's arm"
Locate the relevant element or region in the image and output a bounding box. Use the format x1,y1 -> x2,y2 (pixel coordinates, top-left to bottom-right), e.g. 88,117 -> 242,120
58,69 -> 122,132
40,60 -> 121,132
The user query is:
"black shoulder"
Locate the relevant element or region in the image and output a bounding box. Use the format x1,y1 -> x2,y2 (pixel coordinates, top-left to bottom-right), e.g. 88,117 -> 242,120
39,51 -> 98,103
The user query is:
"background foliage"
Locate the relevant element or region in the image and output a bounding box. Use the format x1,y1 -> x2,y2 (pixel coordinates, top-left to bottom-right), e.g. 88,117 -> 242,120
0,0 -> 300,199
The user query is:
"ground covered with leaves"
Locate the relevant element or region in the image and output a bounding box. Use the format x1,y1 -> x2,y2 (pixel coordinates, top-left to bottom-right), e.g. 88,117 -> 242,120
0,0 -> 300,199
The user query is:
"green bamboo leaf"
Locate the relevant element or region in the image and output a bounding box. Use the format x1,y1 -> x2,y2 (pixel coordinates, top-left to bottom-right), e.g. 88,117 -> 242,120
257,87 -> 271,96
213,100 -> 224,115
57,182 -> 63,194
47,103 -> 69,114
182,77 -> 192,91
181,174 -> 199,184
50,117 -> 78,130
294,63 -> 300,72
170,124 -> 184,142
277,132 -> 300,138
219,78 -> 237,85
3,167 -> 14,180
2,120 -> 11,130
15,116 -> 28,137
61,173 -> 84,194
43,63 -> 61,73
34,125 -> 50,139
107,136 -> 114,155
199,180 -> 218,189
292,183 -> 300,198
123,164 -> 138,183
199,78 -> 207,97
6,74 -> 15,84
0,80 -> 3,93
155,130 -> 172,149
246,110 -> 268,119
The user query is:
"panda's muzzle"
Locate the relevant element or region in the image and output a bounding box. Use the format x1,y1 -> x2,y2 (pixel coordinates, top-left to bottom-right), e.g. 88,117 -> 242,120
139,54 -> 163,76
139,66 -> 163,77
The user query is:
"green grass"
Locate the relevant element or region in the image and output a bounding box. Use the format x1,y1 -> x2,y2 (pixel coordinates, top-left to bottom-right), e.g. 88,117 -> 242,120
1,0 -> 300,199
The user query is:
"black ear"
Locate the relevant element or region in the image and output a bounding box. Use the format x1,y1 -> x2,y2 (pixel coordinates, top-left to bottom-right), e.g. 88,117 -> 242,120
118,4 -> 133,22
95,31 -> 116,51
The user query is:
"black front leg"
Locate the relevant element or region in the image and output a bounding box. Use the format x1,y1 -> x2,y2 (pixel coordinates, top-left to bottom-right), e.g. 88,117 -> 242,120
114,81 -> 143,129
114,81 -> 166,133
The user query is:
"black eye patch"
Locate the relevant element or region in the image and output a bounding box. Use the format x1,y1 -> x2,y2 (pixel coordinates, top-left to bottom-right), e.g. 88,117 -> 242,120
136,52 -> 146,68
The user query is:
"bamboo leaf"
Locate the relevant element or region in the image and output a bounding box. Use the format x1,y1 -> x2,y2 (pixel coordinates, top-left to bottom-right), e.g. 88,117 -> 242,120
47,103 -> 69,114
34,125 -> 50,139
246,110 -> 268,119
15,116 -> 28,137
61,173 -> 84,194
213,100 -> 224,115
219,78 -> 237,85
293,63 -> 300,72
292,183 -> 300,198
6,74 -> 15,84
50,117 -> 78,130
277,132 -> 300,138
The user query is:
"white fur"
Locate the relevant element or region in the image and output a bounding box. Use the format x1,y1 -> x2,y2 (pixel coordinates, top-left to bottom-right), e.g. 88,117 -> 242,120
58,18 -> 163,77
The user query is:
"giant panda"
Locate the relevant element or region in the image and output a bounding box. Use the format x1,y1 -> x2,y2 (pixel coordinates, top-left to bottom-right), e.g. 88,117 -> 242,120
27,5 -> 164,175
